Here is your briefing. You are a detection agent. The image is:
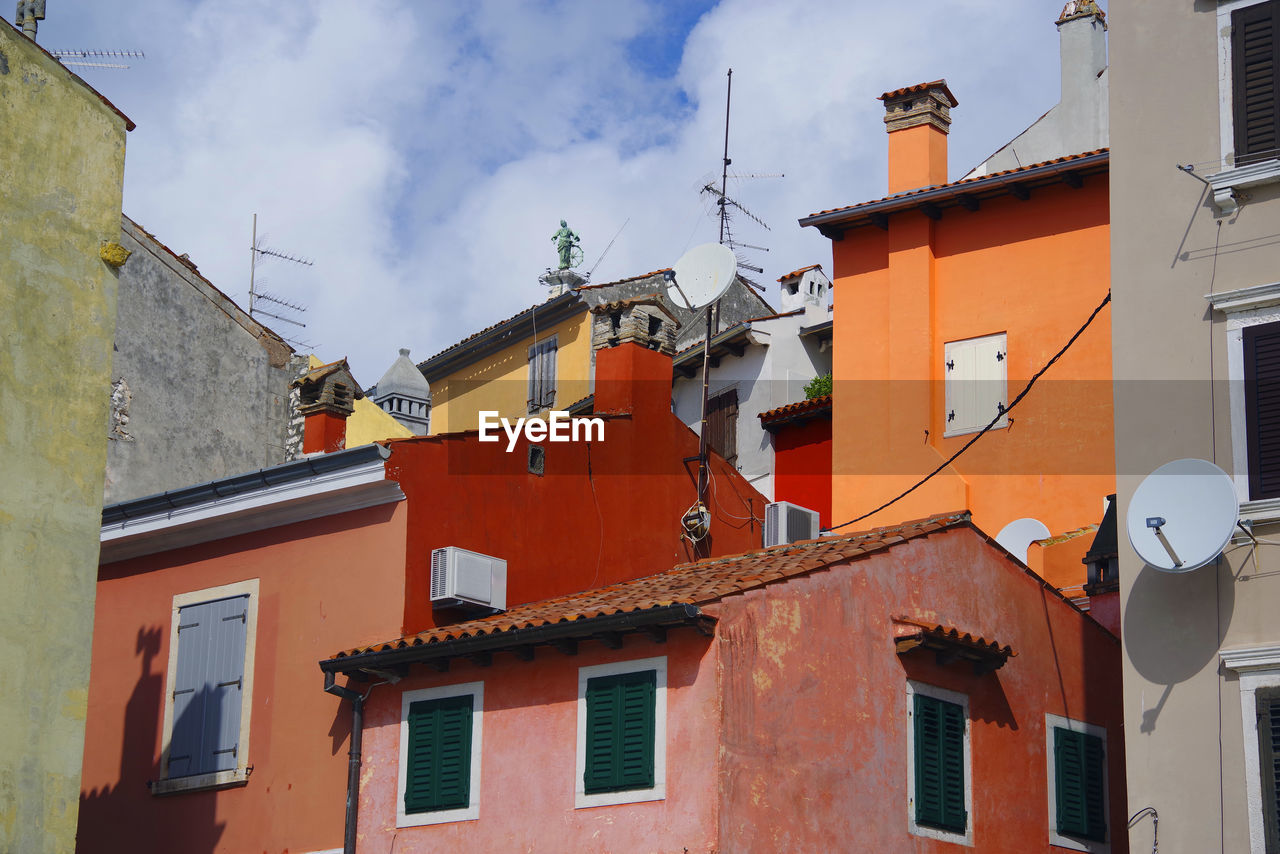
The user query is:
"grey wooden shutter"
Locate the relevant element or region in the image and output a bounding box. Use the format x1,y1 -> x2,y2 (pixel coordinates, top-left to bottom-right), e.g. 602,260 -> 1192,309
1233,1 -> 1280,164
707,389 -> 738,463
1245,322 -> 1280,499
168,595 -> 248,778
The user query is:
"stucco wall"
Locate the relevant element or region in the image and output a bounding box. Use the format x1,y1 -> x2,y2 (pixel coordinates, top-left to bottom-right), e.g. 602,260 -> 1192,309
714,525 -> 1126,852
1109,3 -> 1280,852
0,22 -> 128,853
78,502 -> 409,854
104,217 -> 305,502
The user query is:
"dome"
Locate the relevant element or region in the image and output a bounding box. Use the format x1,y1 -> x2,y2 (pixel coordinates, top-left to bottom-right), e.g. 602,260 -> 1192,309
374,348 -> 431,402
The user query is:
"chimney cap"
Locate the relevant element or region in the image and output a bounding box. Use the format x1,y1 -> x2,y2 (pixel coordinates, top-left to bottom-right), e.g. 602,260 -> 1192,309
878,79 -> 958,108
879,79 -> 957,135
1057,0 -> 1106,28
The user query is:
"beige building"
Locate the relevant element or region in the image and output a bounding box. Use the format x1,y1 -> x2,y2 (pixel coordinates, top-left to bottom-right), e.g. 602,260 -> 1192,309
1112,1 -> 1280,852
0,18 -> 131,853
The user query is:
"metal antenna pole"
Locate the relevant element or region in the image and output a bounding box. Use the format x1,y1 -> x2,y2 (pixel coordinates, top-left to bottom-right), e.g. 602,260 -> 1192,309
249,213 -> 258,317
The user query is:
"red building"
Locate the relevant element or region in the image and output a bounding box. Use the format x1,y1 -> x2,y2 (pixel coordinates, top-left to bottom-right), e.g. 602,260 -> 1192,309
325,511 -> 1126,852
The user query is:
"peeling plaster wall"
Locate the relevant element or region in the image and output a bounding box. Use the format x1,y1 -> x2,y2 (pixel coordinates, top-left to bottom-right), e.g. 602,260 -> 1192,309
0,22 -> 128,854
104,217 -> 304,503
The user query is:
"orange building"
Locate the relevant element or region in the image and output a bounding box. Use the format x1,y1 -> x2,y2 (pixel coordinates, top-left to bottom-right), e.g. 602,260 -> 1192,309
800,79 -> 1113,592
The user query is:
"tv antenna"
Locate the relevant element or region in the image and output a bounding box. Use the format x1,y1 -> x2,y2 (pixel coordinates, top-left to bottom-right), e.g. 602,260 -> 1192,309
1125,458 -> 1239,572
48,49 -> 145,70
249,213 -> 313,349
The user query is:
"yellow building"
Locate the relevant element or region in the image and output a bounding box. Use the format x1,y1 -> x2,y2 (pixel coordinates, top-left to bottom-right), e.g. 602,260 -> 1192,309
0,18 -> 132,852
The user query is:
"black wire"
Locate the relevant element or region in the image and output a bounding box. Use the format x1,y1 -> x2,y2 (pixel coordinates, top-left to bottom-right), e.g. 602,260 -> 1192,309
826,289 -> 1113,532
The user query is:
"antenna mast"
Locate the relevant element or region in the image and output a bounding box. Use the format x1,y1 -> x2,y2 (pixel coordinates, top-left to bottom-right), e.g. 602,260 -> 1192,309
249,213 -> 314,349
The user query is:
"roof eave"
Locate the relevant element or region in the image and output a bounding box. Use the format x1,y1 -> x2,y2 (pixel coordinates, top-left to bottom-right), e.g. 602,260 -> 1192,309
418,291 -> 585,381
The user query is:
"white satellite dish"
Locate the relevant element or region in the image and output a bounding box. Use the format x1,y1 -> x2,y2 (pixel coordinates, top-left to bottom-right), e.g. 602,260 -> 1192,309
665,242 -> 737,310
1126,458 -> 1239,573
995,517 -> 1051,564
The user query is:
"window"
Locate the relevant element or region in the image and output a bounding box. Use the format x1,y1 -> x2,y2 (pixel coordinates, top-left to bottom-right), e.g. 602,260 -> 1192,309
1259,692 -> 1280,852
1233,1 -> 1280,165
943,333 -> 1007,438
1046,714 -> 1109,851
706,388 -> 739,463
576,657 -> 666,808
154,580 -> 259,795
1222,645 -> 1280,854
528,336 -> 557,412
1245,321 -> 1280,499
397,682 -> 483,827
906,681 -> 972,845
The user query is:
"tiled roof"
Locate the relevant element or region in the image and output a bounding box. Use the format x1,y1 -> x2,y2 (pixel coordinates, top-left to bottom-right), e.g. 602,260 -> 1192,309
804,148 -> 1108,222
418,292 -> 583,367
778,264 -> 822,282
878,80 -> 958,107
759,394 -> 833,427
330,511 -> 971,661
576,269 -> 671,290
891,616 -> 1015,673
746,308 -> 804,323
588,292 -> 677,322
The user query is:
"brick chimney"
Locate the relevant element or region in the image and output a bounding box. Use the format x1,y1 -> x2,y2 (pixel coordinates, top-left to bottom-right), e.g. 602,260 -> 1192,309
292,358 -> 362,454
879,80 -> 957,195
590,296 -> 678,418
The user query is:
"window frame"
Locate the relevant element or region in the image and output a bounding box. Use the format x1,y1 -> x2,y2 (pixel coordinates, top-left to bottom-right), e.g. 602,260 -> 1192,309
943,332 -> 1008,439
153,579 -> 259,796
1045,713 -> 1110,852
397,681 -> 484,828
1211,0 -> 1280,214
575,656 -> 667,809
905,681 -> 973,846
1222,644 -> 1280,854
528,335 -> 558,413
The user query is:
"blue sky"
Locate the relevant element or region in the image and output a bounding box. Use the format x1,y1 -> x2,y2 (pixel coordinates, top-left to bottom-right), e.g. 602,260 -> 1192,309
25,0 -> 1105,381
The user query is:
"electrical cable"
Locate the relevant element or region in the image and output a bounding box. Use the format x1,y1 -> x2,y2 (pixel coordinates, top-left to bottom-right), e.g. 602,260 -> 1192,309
825,289 -> 1112,532
1127,806 -> 1158,853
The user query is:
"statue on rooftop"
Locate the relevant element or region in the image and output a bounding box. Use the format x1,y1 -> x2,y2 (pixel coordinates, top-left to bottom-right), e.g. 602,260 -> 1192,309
552,219 -> 582,270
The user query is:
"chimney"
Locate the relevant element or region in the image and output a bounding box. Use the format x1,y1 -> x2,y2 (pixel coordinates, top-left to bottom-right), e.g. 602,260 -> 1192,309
879,80 -> 957,195
590,296 -> 678,417
1056,1 -> 1107,147
292,359 -> 363,454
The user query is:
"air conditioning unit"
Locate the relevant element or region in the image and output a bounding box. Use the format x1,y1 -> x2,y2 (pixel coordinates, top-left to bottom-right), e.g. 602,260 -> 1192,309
430,547 -> 507,611
764,502 -> 821,548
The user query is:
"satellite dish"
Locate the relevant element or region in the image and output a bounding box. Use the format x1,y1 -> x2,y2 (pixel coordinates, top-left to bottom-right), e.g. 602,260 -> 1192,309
995,517 -> 1051,564
665,243 -> 736,310
1126,458 -> 1238,573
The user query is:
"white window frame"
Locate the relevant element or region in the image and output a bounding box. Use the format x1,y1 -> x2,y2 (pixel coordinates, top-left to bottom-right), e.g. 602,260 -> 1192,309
1222,644 -> 1280,854
905,680 -> 974,847
153,578 -> 260,795
397,681 -> 484,828
1208,282 -> 1280,522
1045,713 -> 1111,853
575,655 -> 667,809
943,332 -> 1008,438
1211,0 -> 1280,214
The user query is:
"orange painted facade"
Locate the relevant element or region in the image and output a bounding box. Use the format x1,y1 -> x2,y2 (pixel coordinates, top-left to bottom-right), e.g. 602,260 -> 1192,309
815,95 -> 1114,582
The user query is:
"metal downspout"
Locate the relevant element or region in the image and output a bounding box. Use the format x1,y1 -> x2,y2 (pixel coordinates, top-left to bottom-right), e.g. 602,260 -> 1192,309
325,672 -> 366,854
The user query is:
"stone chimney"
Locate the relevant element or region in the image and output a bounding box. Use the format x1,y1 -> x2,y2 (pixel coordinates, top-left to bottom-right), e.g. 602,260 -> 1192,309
879,80 -> 957,195
292,358 -> 362,454
590,296 -> 679,417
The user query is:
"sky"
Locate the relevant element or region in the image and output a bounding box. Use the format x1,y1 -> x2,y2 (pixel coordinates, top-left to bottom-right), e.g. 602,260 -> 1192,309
24,0 -> 1105,384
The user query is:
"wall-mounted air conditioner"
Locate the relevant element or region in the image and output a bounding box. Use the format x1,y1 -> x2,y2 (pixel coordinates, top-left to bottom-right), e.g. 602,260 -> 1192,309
764,502 -> 821,548
430,547 -> 507,611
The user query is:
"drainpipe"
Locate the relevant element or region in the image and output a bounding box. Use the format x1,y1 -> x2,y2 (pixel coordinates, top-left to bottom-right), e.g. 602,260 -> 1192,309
325,671 -> 368,854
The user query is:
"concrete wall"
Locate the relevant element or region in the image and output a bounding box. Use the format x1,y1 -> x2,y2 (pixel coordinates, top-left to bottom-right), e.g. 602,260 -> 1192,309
714,524 -> 1126,852
0,22 -> 129,853
1109,2 -> 1280,852
105,217 -> 305,503
78,502 -> 409,854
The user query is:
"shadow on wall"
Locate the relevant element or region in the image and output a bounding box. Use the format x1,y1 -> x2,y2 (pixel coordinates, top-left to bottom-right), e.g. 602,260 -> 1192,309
1123,561 -> 1235,733
77,627 -> 226,854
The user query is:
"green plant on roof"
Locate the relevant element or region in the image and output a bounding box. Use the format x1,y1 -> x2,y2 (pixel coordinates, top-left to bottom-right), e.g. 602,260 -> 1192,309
803,372 -> 832,400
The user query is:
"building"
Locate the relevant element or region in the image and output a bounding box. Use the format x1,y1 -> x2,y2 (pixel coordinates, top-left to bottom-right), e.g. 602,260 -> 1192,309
799,5 -> 1114,588
420,270 -> 772,435
1110,1 -> 1280,851
759,393 -> 834,528
0,17 -> 132,852
77,323 -> 769,853
671,264 -> 833,501
323,512 -> 1126,852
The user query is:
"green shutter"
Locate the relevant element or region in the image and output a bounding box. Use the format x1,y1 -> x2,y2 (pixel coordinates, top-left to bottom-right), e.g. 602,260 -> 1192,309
914,693 -> 967,833
1055,727 -> 1107,842
584,670 -> 656,794
404,694 -> 473,814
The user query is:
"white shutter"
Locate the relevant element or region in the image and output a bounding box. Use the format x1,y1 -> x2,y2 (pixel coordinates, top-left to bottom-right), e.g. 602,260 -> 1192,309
944,333 -> 1007,437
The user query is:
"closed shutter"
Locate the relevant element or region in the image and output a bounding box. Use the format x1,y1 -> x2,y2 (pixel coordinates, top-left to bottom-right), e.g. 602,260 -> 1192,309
1259,697 -> 1280,852
944,334 -> 1007,436
914,693 -> 967,832
168,595 -> 248,778
584,670 -> 656,794
707,389 -> 738,463
1233,2 -> 1280,164
404,694 -> 473,814
1245,322 -> 1280,499
528,338 -> 558,411
1054,727 -> 1107,842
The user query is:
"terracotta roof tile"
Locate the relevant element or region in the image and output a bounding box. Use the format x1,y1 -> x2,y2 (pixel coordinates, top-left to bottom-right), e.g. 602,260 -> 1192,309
878,80 -> 958,107
576,269 -> 671,290
778,264 -> 822,282
759,394 -> 832,425
333,511 -> 971,659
